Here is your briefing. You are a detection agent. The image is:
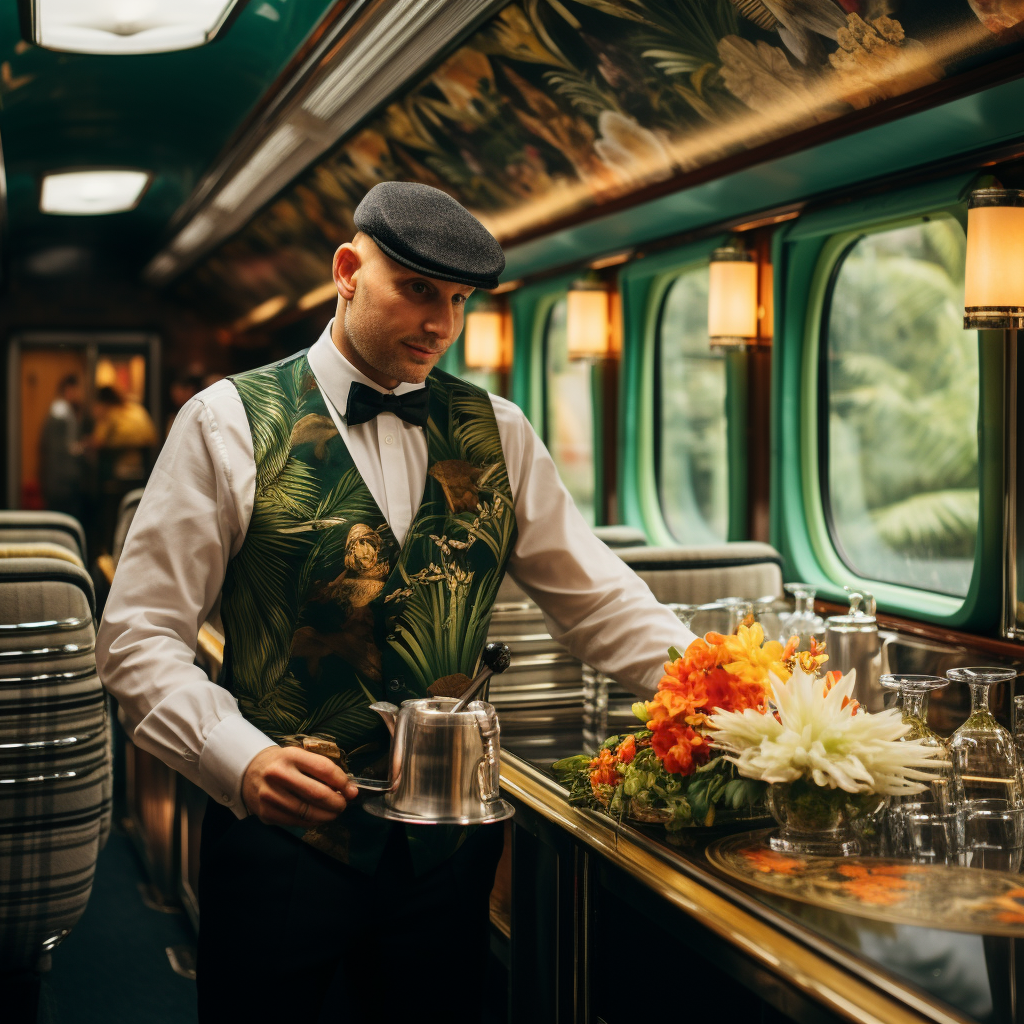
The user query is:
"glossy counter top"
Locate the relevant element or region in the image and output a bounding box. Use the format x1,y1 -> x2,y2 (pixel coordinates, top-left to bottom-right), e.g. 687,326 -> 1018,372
498,735 -> 1013,1024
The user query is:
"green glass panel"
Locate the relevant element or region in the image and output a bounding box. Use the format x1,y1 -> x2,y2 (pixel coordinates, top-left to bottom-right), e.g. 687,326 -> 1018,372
544,296 -> 594,525
824,216 -> 980,597
657,265 -> 727,544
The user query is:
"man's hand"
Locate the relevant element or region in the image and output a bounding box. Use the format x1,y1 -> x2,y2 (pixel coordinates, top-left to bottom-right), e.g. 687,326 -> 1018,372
241,746 -> 360,827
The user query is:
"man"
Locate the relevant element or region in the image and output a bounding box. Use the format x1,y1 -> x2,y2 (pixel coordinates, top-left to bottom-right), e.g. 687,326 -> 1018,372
39,373 -> 84,518
97,182 -> 694,1022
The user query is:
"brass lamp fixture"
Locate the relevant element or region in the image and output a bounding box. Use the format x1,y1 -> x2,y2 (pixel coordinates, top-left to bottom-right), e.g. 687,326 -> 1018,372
963,187 -> 1024,638
464,297 -> 511,371
567,277 -> 613,360
708,246 -> 758,348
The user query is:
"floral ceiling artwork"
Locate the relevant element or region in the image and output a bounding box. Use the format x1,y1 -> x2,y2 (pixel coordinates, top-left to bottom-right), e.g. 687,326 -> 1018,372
178,0 -> 1024,321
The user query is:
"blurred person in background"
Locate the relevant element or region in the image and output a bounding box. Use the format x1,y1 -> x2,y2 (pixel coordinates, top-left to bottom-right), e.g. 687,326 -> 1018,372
39,373 -> 85,520
89,385 -> 158,552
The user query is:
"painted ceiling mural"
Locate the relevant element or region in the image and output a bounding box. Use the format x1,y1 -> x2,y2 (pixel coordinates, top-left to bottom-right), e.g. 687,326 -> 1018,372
177,0 -> 1024,322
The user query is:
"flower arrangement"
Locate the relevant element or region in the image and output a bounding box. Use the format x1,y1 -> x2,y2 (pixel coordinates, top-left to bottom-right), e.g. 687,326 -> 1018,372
553,623 -> 793,830
709,664 -> 945,795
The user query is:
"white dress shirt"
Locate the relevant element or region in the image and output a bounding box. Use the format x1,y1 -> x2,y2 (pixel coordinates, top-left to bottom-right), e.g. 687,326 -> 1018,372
96,325 -> 695,817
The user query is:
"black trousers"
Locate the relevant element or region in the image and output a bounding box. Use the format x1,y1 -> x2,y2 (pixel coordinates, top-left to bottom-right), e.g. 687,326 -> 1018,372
195,799 -> 504,1023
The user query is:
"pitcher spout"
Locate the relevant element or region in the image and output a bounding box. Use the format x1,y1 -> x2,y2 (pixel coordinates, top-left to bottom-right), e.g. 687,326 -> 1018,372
369,701 -> 399,737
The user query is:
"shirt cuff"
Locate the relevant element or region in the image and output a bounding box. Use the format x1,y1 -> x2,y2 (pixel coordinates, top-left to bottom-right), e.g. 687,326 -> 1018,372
198,714 -> 277,819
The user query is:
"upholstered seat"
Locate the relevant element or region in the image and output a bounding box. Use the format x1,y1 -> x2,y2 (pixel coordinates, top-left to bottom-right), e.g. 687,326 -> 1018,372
0,510 -> 86,563
0,556 -> 110,971
111,488 -> 145,567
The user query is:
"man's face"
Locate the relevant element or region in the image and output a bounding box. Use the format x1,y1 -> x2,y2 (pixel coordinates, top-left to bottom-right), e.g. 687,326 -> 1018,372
337,238 -> 473,386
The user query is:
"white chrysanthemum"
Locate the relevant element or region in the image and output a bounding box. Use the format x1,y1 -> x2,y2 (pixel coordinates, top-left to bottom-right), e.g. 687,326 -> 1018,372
709,665 -> 945,795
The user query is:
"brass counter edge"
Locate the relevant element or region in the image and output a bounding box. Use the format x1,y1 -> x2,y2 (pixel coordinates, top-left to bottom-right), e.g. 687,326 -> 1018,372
499,753 -> 970,1024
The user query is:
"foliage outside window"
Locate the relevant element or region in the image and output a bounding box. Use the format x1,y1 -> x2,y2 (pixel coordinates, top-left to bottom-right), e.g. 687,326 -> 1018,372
824,216 -> 980,597
657,264 -> 728,544
545,296 -> 595,525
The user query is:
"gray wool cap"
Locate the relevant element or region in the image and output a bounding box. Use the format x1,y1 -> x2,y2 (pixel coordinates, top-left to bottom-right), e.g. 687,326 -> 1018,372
353,181 -> 505,290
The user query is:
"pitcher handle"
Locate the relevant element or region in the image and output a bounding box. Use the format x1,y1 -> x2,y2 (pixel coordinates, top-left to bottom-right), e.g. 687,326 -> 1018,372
346,777 -> 393,792
472,705 -> 501,803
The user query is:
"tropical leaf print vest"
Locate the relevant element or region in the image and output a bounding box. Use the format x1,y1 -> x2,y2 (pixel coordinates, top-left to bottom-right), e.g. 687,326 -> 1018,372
221,351 -> 517,873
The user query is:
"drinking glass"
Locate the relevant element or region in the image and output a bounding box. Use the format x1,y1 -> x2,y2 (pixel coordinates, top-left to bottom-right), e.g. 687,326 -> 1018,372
716,597 -> 754,634
582,663 -> 609,751
752,595 -> 786,646
963,799 -> 1024,871
890,800 -> 965,865
665,603 -> 700,631
687,601 -> 731,637
778,582 -> 825,650
947,667 -> 1019,806
1014,694 -> 1024,792
880,674 -> 951,807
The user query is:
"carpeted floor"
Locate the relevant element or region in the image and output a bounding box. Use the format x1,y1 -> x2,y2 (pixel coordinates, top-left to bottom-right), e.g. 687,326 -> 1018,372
39,828 -> 199,1024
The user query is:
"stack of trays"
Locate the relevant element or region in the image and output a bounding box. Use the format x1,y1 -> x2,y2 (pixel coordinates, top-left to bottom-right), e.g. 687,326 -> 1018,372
484,601 -> 585,751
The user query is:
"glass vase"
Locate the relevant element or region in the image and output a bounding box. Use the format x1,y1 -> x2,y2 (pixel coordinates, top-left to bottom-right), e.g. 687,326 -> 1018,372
767,779 -> 860,856
947,667 -> 1019,807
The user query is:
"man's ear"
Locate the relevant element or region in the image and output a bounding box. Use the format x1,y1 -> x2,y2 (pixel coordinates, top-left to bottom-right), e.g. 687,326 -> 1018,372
333,243 -> 361,301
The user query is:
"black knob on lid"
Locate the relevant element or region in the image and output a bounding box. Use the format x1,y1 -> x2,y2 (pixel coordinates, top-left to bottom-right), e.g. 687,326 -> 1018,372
482,642 -> 511,674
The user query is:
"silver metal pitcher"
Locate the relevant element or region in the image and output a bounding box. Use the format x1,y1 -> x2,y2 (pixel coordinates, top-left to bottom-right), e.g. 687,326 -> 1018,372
361,697 -> 515,825
824,589 -> 884,712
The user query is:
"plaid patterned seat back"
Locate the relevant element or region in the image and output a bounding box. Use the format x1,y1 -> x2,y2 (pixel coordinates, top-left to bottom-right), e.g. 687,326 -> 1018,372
0,557 -> 111,970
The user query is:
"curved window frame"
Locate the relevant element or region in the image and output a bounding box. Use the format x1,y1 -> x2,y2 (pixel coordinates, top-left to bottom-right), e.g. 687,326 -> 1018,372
773,172 -> 1003,628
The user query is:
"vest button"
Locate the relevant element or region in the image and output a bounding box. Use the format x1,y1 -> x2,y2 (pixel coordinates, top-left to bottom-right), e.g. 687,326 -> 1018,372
387,678 -> 403,693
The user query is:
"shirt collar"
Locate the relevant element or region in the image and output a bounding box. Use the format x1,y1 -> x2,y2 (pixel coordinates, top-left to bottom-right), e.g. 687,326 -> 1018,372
307,320 -> 426,421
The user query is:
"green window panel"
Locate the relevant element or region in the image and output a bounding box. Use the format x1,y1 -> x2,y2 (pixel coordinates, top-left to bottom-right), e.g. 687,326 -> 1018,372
618,235 -> 748,546
772,172 -> 1003,629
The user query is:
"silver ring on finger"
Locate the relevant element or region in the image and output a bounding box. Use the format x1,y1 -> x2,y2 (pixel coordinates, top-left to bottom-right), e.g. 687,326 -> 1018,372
298,801 -> 309,821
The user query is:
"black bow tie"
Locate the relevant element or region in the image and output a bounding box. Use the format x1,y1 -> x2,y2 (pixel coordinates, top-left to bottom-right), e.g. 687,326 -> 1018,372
345,381 -> 429,428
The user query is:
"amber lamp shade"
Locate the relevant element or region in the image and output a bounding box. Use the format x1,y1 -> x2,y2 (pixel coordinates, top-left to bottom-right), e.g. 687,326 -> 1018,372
709,248 -> 758,347
567,284 -> 611,359
464,309 -> 509,370
964,188 -> 1024,330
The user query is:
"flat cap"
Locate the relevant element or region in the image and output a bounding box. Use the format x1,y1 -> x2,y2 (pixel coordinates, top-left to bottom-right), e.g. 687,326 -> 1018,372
354,181 -> 505,290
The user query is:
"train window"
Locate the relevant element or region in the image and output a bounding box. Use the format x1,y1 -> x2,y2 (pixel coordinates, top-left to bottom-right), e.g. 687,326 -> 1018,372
544,296 -> 595,525
656,263 -> 728,543
822,216 -> 979,597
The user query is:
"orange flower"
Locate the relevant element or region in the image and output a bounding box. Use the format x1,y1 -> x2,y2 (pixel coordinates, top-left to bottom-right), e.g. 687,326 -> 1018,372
707,623 -> 789,692
742,848 -> 805,875
837,864 -> 921,906
588,747 -> 620,793
649,719 -> 711,776
616,734 -> 637,764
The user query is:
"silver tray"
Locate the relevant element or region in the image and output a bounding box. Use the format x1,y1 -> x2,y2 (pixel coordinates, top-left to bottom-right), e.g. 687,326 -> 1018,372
363,796 -> 515,826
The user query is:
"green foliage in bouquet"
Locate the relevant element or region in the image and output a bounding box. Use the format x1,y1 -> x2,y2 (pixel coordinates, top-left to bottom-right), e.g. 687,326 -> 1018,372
552,730 -> 766,832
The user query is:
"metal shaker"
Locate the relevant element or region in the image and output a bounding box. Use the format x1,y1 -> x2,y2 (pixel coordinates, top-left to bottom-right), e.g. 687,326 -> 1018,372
824,590 -> 883,712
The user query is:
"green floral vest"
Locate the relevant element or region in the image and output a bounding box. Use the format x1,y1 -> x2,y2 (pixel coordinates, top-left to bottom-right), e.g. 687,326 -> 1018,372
222,351 -> 517,873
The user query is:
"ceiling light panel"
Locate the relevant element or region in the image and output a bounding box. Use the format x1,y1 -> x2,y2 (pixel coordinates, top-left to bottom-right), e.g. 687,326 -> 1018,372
27,0 -> 246,55
40,169 -> 151,215
146,0 -> 506,284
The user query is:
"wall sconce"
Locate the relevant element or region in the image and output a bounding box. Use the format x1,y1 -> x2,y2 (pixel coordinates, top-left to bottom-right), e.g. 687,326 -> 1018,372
464,299 -> 511,371
708,247 -> 758,349
567,278 -> 613,360
964,188 -> 1024,330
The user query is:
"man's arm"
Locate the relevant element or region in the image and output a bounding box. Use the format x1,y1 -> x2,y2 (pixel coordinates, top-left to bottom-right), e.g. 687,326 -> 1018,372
96,387 -> 356,822
492,398 -> 696,697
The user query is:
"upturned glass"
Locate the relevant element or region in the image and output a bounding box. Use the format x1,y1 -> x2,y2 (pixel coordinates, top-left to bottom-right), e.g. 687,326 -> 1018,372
947,667 -> 1020,807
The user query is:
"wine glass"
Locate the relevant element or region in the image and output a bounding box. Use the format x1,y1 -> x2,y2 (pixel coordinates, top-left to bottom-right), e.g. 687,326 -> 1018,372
947,667 -> 1020,807
716,597 -> 754,633
665,603 -> 700,631
778,582 -> 825,650
752,595 -> 786,646
880,674 -> 951,808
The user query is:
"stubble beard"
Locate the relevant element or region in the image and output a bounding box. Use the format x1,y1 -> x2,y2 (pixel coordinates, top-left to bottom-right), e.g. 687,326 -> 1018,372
344,296 -> 434,385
